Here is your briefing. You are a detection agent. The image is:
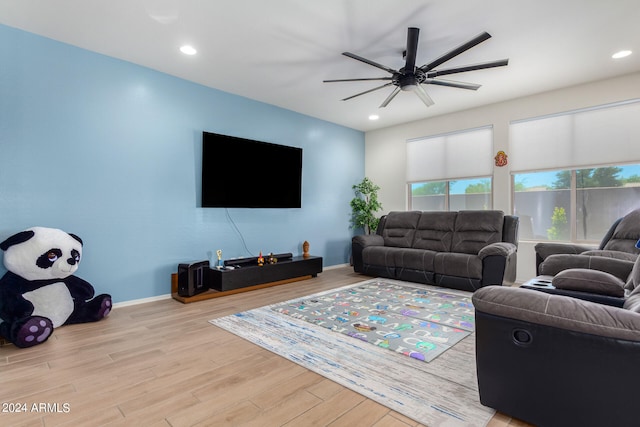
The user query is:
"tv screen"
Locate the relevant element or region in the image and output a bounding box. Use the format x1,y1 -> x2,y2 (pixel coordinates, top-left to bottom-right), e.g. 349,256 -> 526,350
201,131 -> 303,208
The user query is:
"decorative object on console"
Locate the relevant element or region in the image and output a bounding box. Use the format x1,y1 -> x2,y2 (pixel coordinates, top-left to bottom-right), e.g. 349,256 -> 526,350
302,240 -> 310,258
0,227 -> 112,348
215,249 -> 223,269
257,251 -> 264,267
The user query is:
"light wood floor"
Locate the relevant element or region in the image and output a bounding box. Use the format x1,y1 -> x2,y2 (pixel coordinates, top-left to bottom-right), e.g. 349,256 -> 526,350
0,266 -> 533,427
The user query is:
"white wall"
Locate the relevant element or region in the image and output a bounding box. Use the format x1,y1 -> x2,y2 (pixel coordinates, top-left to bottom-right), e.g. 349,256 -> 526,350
365,71 -> 640,282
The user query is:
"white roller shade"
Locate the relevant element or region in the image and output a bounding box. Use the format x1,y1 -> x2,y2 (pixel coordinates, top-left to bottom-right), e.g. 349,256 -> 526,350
406,126 -> 493,182
510,99 -> 640,172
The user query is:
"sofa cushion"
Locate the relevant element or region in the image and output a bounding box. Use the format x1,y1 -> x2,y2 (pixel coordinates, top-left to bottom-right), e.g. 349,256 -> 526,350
434,252 -> 483,279
451,210 -> 504,255
411,211 -> 457,252
552,268 -> 625,297
602,209 -> 640,254
539,254 -> 634,282
582,250 -> 638,262
381,211 -> 421,248
393,248 -> 436,271
362,246 -> 399,267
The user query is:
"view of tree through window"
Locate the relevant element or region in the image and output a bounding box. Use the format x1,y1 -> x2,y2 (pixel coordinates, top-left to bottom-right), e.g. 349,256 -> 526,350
410,178 -> 491,211
513,164 -> 640,241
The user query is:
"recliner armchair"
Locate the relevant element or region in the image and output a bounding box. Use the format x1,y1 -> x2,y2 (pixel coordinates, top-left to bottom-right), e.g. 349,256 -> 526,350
473,254 -> 640,427
536,208 -> 640,281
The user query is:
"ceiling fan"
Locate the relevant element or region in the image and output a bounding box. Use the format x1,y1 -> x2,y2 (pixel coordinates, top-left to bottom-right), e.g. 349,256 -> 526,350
324,27 -> 509,108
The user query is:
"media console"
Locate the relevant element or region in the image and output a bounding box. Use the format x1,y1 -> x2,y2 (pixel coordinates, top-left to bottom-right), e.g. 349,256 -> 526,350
171,254 -> 323,304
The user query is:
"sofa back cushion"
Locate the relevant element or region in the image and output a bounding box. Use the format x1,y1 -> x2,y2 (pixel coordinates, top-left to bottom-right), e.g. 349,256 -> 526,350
411,211 -> 457,251
451,210 -> 504,255
381,211 -> 422,247
602,209 -> 640,255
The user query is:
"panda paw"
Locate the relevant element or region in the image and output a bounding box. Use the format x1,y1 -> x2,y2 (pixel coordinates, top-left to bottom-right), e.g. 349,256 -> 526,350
97,295 -> 112,319
14,316 -> 53,348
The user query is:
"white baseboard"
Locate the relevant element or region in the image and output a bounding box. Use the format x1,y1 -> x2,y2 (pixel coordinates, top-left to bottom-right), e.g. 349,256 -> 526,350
113,293 -> 172,308
325,263 -> 350,270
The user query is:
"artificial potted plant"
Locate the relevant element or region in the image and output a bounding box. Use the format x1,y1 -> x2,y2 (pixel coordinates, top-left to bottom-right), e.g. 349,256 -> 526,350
350,177 -> 383,234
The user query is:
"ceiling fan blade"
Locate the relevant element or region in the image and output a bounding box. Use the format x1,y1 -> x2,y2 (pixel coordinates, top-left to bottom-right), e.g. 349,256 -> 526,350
420,31 -> 492,72
379,87 -> 401,108
426,59 -> 509,77
342,82 -> 394,101
323,77 -> 393,83
413,84 -> 435,107
404,27 -> 420,72
342,52 -> 398,75
424,78 -> 481,90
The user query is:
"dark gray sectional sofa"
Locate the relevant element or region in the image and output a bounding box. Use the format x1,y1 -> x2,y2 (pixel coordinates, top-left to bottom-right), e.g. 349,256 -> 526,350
351,210 -> 519,292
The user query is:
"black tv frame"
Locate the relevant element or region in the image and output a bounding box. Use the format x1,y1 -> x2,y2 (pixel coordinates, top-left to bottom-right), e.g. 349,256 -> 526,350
201,131 -> 303,208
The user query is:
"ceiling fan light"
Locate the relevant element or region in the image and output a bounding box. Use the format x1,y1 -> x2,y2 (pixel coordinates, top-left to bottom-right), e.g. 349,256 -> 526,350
401,84 -> 416,92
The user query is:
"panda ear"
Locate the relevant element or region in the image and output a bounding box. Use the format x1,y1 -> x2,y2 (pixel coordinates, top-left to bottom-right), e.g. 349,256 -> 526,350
0,230 -> 36,251
68,233 -> 83,246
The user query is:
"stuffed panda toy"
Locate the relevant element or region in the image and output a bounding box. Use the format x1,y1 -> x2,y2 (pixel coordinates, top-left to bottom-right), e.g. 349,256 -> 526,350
0,227 -> 112,348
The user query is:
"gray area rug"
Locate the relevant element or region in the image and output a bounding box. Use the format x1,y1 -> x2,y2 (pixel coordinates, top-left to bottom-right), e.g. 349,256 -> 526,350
209,278 -> 494,427
270,279 -> 474,362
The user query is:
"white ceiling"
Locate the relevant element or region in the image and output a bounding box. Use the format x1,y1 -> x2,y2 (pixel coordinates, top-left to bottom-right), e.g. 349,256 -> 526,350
1,0 -> 639,132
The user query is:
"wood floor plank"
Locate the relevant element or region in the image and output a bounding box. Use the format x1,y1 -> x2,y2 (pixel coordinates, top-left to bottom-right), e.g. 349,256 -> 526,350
282,388 -> 367,426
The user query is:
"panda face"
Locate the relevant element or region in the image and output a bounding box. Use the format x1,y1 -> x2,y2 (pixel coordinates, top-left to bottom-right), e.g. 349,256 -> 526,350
1,227 -> 83,281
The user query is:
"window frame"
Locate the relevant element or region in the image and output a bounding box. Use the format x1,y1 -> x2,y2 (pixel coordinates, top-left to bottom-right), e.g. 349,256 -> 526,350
408,176 -> 493,211
512,163 -> 640,243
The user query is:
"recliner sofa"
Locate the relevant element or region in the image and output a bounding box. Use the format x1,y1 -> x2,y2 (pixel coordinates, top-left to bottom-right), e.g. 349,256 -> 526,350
351,210 -> 519,292
473,252 -> 640,427
535,208 -> 640,280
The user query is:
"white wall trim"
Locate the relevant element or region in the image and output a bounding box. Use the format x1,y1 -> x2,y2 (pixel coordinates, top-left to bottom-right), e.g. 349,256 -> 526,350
113,293 -> 172,308
325,262 -> 350,270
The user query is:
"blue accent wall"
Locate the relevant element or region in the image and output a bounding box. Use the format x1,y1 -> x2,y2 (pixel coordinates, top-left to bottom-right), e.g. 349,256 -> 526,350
0,24 -> 364,303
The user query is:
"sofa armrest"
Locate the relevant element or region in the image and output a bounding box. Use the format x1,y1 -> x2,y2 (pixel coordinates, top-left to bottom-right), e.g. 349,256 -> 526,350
351,234 -> 384,273
535,242 -> 597,274
479,242 -> 518,286
535,242 -> 595,260
472,286 -> 640,341
352,234 -> 384,249
478,242 -> 517,260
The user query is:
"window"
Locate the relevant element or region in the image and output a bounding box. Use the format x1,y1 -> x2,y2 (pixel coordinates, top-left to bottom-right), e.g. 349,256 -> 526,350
513,165 -> 640,241
407,126 -> 493,211
510,100 -> 640,242
410,177 -> 492,211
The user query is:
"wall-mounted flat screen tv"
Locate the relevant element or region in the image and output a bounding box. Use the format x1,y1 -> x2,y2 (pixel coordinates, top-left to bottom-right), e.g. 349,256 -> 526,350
201,131 -> 303,208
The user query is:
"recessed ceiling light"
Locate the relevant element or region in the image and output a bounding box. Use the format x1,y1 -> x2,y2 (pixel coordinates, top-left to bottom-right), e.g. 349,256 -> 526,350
369,114 -> 379,121
180,45 -> 197,55
612,50 -> 632,59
